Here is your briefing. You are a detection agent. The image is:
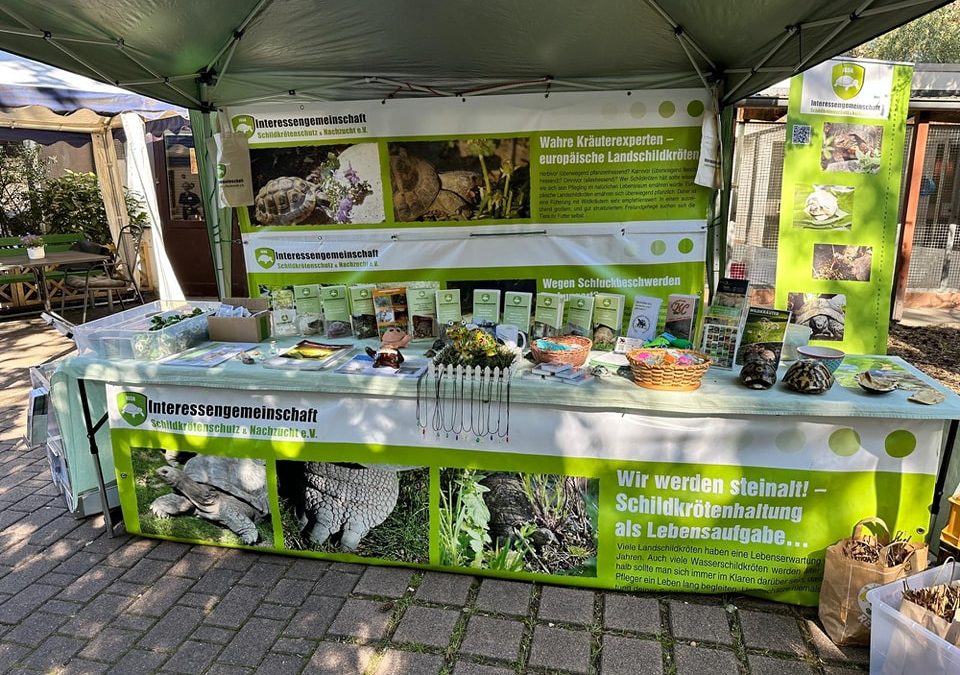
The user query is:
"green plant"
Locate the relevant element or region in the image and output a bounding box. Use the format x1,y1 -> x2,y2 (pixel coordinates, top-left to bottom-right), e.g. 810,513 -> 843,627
20,233 -> 44,247
856,147 -> 882,174
438,470 -> 491,567
0,143 -> 48,237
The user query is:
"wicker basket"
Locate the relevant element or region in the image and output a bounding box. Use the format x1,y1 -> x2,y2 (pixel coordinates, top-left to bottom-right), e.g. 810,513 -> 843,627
626,348 -> 712,391
530,335 -> 592,367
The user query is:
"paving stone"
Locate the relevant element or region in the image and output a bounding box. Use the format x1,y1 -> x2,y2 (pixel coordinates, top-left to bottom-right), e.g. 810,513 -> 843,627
353,565 -> 415,598
126,576 -> 194,617
161,639 -> 221,674
287,558 -> 329,580
474,579 -> 531,616
40,571 -> 79,587
374,649 -> 445,674
284,595 -> 343,638
256,652 -> 309,675
393,605 -> 460,647
313,569 -> 360,597
59,592 -> 132,638
266,578 -> 314,606
459,615 -> 523,662
674,644 -> 740,675
78,628 -> 141,661
740,610 -> 808,657
138,605 -> 204,650
120,557 -> 172,584
452,662 -> 516,675
21,634 -> 85,671
205,583 -> 269,628
57,565 -> 125,602
803,619 -> 870,664
415,572 -> 473,605
256,602 -> 297,621
239,561 -> 287,588
109,611 -> 156,632
748,654 -> 819,675
527,624 -> 592,674
3,610 -> 67,647
146,540 -> 191,561
104,538 -> 158,567
823,668 -> 868,675
192,624 -> 236,644
209,548 -> 256,572
190,567 -> 242,595
273,637 -> 316,655
327,597 -> 392,640
537,585 -> 596,626
0,643 -> 30,671
604,593 -> 661,635
305,641 -> 376,675
105,648 -> 168,674
167,550 -> 218,578
178,591 -> 220,610
206,664 -> 254,675
0,582 -> 59,623
218,616 -> 284,665
669,601 -> 733,645
58,658 -> 111,674
601,635 -> 663,675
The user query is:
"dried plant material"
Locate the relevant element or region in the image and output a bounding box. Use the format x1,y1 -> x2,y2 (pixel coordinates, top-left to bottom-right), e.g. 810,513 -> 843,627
902,582 -> 960,623
842,530 -> 916,568
909,387 -> 946,405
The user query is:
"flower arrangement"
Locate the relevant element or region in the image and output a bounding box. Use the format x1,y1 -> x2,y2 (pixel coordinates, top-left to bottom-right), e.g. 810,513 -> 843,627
20,233 -> 44,248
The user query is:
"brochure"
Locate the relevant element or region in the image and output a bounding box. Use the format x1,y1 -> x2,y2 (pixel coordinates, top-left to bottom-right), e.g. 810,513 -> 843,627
665,293 -> 700,341
262,340 -> 354,371
334,353 -> 430,378
735,307 -> 791,366
626,295 -> 662,341
161,342 -> 259,368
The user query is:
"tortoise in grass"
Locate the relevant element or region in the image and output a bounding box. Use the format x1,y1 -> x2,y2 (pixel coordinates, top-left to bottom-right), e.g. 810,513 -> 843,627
390,148 -> 440,221
254,176 -> 320,225
480,473 -> 556,549
783,359 -> 834,394
149,456 -> 269,544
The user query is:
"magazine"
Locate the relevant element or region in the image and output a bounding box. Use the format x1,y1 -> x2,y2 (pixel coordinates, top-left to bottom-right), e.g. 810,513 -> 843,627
734,307 -> 791,366
334,353 -> 430,378
262,340 -> 354,371
161,342 -> 258,368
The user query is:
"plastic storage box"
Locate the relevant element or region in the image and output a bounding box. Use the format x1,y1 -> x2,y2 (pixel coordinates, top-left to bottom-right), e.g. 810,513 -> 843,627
866,561 -> 960,674
73,300 -> 220,360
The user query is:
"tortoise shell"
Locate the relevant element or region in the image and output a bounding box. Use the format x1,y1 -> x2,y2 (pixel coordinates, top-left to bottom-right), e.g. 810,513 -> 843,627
739,359 -> 778,389
254,176 -> 317,225
390,148 -> 440,221
783,359 -> 834,394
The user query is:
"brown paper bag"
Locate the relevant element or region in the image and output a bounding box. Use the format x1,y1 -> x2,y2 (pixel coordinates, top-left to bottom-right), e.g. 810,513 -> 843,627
818,517 -> 928,646
899,596 -> 960,647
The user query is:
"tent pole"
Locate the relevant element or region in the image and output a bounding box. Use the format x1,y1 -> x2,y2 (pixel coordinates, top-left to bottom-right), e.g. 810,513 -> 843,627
190,109 -> 230,299
716,106 -> 736,290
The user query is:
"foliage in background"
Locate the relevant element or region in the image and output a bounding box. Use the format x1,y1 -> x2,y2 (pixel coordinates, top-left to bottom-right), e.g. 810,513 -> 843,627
849,3 -> 960,63
0,144 -> 147,242
0,144 -> 48,237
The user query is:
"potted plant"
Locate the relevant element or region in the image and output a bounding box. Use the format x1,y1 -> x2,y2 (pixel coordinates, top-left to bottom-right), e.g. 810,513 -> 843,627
21,233 -> 45,260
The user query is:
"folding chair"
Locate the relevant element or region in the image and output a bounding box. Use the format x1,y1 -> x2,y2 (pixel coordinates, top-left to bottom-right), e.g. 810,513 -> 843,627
63,224 -> 146,324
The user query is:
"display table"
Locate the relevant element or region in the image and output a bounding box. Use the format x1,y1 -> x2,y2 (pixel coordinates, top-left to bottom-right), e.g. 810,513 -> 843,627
49,343 -> 960,606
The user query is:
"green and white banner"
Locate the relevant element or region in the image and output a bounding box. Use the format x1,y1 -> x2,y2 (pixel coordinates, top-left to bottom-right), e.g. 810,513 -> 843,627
107,383 -> 939,605
775,58 -> 912,354
226,91 -> 711,326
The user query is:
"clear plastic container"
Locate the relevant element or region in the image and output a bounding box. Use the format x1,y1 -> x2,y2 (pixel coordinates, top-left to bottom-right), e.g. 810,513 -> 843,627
73,300 -> 220,360
866,561 -> 960,674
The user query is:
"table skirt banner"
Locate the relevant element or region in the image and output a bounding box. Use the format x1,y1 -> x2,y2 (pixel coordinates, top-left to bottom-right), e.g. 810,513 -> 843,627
106,383 -> 942,606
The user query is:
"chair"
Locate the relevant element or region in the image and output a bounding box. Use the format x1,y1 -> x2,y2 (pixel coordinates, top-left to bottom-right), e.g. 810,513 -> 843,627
62,224 -> 146,323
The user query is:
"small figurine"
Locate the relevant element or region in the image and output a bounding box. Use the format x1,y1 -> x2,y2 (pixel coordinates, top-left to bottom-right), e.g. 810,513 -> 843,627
365,327 -> 412,368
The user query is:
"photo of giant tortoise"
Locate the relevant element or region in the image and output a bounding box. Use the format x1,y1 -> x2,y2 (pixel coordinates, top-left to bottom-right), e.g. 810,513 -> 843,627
788,293 -> 846,341
132,449 -> 274,547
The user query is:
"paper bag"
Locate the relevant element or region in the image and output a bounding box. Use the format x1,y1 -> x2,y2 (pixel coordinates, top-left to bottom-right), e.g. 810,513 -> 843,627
208,131 -> 254,207
818,517 -> 928,646
900,597 -> 960,647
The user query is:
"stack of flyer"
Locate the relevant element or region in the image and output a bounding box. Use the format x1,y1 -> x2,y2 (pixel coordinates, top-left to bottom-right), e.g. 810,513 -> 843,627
526,362 -> 594,385
699,278 -> 750,369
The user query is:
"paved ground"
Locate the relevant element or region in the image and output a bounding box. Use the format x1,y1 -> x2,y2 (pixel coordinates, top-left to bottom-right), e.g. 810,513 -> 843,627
0,314 -> 871,674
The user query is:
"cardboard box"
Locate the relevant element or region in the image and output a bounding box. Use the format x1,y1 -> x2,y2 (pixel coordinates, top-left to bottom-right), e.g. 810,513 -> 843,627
208,297 -> 272,343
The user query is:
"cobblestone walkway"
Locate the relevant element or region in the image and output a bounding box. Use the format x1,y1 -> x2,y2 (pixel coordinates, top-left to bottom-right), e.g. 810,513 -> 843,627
0,317 -> 869,674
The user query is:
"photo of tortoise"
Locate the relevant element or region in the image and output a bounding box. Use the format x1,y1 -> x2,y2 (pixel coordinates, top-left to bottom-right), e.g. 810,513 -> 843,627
438,469 -> 598,577
787,293 -> 846,341
248,143 -> 383,226
132,449 -> 274,547
387,138 -> 531,222
277,461 -> 429,563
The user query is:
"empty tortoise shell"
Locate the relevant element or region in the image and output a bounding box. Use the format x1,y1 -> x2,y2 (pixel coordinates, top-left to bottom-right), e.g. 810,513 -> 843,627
739,358 -> 778,389
783,359 -> 834,394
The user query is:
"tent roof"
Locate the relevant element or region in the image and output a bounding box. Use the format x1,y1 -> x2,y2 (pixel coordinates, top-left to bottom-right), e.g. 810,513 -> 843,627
0,0 -> 950,110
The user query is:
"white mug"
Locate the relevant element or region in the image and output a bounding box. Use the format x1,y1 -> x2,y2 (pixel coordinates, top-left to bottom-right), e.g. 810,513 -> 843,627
495,324 -> 527,350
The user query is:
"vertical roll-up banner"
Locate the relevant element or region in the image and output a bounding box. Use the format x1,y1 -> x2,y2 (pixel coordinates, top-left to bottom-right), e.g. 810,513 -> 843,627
775,59 -> 912,355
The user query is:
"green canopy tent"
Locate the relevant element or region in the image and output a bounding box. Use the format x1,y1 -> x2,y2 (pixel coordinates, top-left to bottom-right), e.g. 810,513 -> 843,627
0,0 -> 949,296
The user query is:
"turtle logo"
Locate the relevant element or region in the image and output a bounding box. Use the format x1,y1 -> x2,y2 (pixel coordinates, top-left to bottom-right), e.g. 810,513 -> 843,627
481,293 -> 490,302
231,114 -> 256,138
255,247 -> 276,270
358,289 -> 369,298
512,296 -> 522,305
117,392 -> 147,426
576,299 -> 585,309
217,163 -> 226,179
444,293 -> 453,302
832,63 -> 864,100
417,290 -> 426,298
544,297 -> 553,306
329,289 -> 339,298
602,298 -> 612,308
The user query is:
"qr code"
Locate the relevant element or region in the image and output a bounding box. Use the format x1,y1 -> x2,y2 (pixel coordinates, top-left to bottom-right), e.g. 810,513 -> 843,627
792,124 -> 812,145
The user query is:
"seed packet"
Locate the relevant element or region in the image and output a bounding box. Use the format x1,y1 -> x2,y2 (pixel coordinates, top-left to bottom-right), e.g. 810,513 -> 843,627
502,291 -> 533,332
407,287 -> 438,339
472,289 -> 501,326
349,285 -> 378,339
435,289 -> 462,326
592,293 -> 624,351
564,295 -> 594,338
531,292 -> 564,339
320,285 -> 352,338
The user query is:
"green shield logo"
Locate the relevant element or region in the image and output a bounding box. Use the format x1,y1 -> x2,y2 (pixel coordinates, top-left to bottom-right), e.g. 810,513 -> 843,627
231,114 -> 256,138
217,163 -> 226,179
255,247 -> 276,270
117,392 -> 147,426
832,63 -> 864,100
